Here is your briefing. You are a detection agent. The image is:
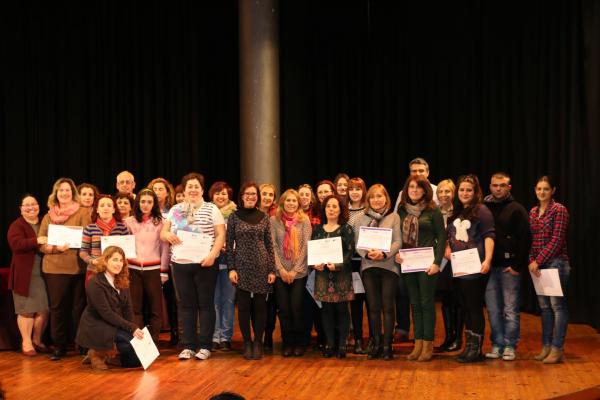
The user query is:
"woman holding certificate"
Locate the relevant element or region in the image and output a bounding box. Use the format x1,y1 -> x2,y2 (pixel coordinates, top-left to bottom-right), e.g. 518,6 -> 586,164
446,174 -> 495,363
528,176 -> 570,364
125,189 -> 170,343
161,172 -> 225,361
354,184 -> 402,361
227,182 -> 276,360
312,194 -> 354,358
38,178 -> 92,361
394,176 -> 446,362
270,189 -> 312,357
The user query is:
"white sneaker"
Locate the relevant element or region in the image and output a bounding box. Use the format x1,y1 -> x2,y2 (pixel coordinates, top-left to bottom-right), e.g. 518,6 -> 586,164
502,346 -> 516,361
178,349 -> 196,360
485,345 -> 503,359
195,348 -> 211,360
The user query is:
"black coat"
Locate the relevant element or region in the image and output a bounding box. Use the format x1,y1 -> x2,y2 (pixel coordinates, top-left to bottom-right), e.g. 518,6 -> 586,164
76,272 -> 137,350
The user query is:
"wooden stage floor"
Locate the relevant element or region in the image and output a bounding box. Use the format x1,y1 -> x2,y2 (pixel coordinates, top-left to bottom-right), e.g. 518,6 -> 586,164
1,310 -> 599,400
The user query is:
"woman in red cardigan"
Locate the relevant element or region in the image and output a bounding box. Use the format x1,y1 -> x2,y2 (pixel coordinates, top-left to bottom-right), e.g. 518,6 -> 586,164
7,194 -> 49,356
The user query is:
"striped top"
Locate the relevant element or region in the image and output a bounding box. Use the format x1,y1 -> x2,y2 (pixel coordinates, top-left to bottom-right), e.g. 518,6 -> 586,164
79,221 -> 130,272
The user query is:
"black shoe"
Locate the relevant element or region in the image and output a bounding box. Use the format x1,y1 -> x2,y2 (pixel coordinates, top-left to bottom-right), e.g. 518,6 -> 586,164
220,341 -> 232,352
282,344 -> 293,357
293,345 -> 306,357
212,341 -> 221,351
354,339 -> 366,355
253,341 -> 264,360
457,331 -> 484,363
263,335 -> 273,352
367,336 -> 382,360
336,345 -> 347,359
382,345 -> 393,361
243,341 -> 253,360
444,337 -> 463,352
50,348 -> 66,361
322,346 -> 334,358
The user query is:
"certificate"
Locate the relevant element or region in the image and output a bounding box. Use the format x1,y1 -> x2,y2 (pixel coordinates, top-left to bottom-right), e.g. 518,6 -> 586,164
307,236 -> 343,266
305,271 -> 322,308
171,230 -> 212,263
130,327 -> 160,370
100,235 -> 137,259
47,224 -> 83,248
399,247 -> 434,273
356,227 -> 393,252
352,272 -> 365,294
530,269 -> 564,297
451,248 -> 482,276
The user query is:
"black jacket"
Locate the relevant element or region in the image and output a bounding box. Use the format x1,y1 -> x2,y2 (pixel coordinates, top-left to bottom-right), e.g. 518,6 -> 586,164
484,194 -> 532,273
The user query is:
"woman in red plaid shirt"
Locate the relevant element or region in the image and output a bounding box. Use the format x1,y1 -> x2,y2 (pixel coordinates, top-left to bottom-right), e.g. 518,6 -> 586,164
528,176 -> 570,364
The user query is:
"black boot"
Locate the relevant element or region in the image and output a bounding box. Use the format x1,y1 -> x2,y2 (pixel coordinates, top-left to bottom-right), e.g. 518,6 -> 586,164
457,331 -> 484,363
263,332 -> 273,352
243,341 -> 253,360
456,330 -> 472,362
354,339 -> 366,355
282,343 -> 293,357
253,340 -> 264,360
367,335 -> 382,360
322,345 -> 334,358
437,303 -> 455,352
446,304 -> 464,352
382,341 -> 393,361
336,345 -> 347,359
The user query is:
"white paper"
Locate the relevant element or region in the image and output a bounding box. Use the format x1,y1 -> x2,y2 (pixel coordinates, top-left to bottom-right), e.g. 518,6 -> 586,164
171,230 -> 212,263
305,271 -> 322,308
47,224 -> 83,248
130,327 -> 159,370
100,235 -> 137,259
352,272 -> 365,294
307,236 -> 343,266
530,269 -> 564,297
399,247 -> 434,274
451,248 -> 482,277
356,227 -> 393,252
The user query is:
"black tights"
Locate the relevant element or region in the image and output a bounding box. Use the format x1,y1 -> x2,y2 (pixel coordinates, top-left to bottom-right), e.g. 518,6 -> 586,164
456,275 -> 488,335
362,268 -> 397,345
236,288 -> 268,342
321,302 -> 350,348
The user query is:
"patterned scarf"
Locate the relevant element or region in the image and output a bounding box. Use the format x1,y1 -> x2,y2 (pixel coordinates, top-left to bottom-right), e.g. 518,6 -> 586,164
96,217 -> 116,236
402,202 -> 426,248
366,207 -> 390,227
281,212 -> 300,260
48,201 -> 80,224
218,201 -> 237,219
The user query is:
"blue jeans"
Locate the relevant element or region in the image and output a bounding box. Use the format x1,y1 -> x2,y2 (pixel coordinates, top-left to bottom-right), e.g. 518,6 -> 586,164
213,267 -> 235,342
485,266 -> 521,349
538,259 -> 570,349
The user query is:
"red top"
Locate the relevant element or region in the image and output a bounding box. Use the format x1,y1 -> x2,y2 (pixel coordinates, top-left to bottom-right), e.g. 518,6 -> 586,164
529,200 -> 569,265
7,217 -> 40,297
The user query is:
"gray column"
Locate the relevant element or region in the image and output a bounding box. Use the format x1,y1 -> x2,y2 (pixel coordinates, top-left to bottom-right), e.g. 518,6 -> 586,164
239,0 -> 280,189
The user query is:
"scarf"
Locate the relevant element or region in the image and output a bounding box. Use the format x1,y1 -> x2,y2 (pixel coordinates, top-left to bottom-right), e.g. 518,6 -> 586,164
402,202 -> 426,248
366,207 -> 390,227
49,201 -> 80,224
281,212 -> 300,260
96,217 -> 117,236
219,201 -> 237,219
183,200 -> 203,225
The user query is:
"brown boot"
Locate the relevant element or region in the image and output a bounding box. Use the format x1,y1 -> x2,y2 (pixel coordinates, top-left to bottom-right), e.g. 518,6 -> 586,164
88,349 -> 108,370
407,339 -> 423,361
418,340 -> 434,362
543,347 -> 564,364
534,345 -> 551,361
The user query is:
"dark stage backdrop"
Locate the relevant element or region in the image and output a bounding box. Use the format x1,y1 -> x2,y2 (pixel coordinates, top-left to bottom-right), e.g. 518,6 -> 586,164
1,1 -> 599,329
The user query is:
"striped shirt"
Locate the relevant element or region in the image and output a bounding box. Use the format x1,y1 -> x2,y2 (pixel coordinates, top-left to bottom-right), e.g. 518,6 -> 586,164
529,200 -> 569,265
79,222 -> 130,271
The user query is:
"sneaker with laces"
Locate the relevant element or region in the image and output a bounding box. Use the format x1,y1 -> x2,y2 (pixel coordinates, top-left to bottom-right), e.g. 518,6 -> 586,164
178,349 -> 196,360
502,346 -> 516,361
195,348 -> 211,360
485,345 -> 503,359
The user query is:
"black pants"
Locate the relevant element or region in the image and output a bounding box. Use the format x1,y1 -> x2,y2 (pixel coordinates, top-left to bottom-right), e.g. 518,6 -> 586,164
264,288 -> 278,340
456,275 -> 489,335
350,293 -> 369,340
395,273 -> 411,334
115,329 -> 142,368
274,277 -> 307,346
236,288 -> 268,342
171,262 -> 218,350
321,302 -> 350,348
362,268 -> 397,345
301,290 -> 325,346
129,268 -> 162,342
45,273 -> 86,349
162,270 -> 179,339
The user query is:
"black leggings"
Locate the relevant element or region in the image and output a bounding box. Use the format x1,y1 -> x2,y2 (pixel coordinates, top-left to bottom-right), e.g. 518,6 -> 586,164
362,268 -> 397,345
350,293 -> 368,340
115,329 -> 141,368
274,277 -> 307,346
456,275 -> 489,335
236,288 -> 268,342
321,302 -> 350,348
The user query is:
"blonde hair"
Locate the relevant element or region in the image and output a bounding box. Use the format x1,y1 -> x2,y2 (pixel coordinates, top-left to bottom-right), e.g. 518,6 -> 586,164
47,178 -> 80,209
364,184 -> 392,213
436,179 -> 456,197
275,189 -> 307,221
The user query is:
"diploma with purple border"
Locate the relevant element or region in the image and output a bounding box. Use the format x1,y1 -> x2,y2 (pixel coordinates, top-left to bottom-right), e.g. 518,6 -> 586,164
399,247 -> 434,273
356,226 -> 393,252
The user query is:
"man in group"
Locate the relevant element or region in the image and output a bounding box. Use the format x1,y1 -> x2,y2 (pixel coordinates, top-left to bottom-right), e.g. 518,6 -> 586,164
116,170 -> 136,197
393,157 -> 438,212
484,172 -> 531,361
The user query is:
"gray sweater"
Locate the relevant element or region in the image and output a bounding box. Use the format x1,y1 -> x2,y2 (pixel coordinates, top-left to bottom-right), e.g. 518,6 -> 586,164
354,212 -> 402,275
270,216 -> 312,279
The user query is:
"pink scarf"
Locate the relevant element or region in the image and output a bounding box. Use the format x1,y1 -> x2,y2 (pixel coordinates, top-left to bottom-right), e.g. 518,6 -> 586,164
49,202 -> 80,224
281,212 -> 300,260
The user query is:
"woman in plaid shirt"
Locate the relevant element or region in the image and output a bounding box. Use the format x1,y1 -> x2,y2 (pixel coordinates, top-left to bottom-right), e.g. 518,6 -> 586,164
528,176 -> 570,364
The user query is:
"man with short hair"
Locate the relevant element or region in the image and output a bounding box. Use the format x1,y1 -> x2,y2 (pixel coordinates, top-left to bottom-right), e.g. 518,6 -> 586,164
484,172 -> 531,361
116,170 -> 136,197
393,157 -> 438,212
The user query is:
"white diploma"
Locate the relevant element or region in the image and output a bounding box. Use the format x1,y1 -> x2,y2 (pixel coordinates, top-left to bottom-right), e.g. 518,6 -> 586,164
307,236 -> 343,266
171,230 -> 212,263
399,247 -> 435,273
47,224 -> 83,248
530,269 -> 564,297
451,248 -> 482,277
130,327 -> 160,370
352,272 -> 365,294
101,235 -> 137,259
356,227 -> 393,252
305,271 -> 322,308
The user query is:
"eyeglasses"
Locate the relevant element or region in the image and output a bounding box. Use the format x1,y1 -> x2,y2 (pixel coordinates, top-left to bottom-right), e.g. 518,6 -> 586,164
21,203 -> 39,208
118,180 -> 134,185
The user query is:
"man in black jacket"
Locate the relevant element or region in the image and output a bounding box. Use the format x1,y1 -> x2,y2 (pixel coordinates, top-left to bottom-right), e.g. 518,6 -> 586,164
483,172 -> 531,361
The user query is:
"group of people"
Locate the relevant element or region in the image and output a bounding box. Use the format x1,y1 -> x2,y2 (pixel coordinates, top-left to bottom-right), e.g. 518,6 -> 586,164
6,158 -> 571,370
